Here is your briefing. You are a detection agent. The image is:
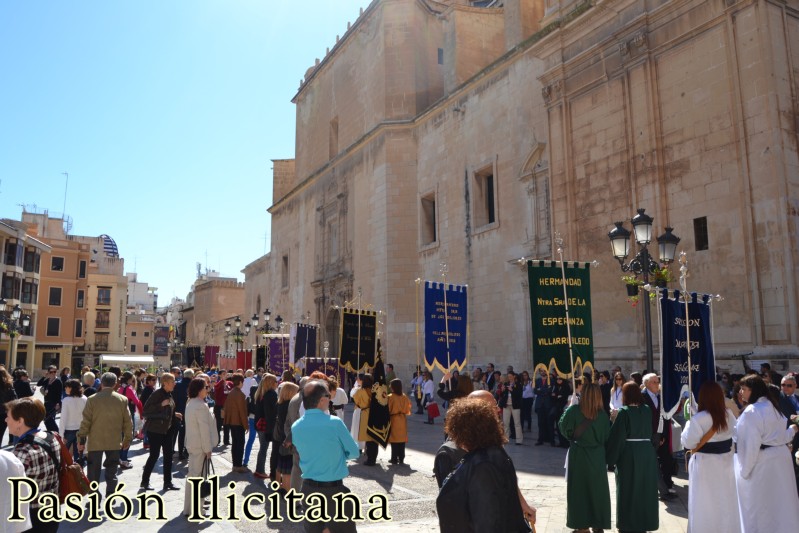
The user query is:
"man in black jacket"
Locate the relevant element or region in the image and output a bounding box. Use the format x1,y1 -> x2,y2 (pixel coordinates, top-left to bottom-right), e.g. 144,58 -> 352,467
641,373 -> 676,500
36,366 -> 62,432
140,373 -> 180,491
533,369 -> 552,445
171,368 -> 193,461
499,371 -> 524,445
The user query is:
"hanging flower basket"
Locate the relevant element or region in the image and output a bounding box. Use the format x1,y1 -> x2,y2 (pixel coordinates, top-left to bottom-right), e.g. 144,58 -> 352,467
653,266 -> 673,288
626,283 -> 640,297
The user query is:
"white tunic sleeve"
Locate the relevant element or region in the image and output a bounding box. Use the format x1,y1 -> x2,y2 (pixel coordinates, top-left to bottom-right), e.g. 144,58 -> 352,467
681,411 -> 709,450
735,405 -> 763,480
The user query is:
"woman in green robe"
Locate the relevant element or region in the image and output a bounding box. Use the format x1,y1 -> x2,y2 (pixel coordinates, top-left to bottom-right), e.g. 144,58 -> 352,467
559,383 -> 611,532
606,381 -> 659,533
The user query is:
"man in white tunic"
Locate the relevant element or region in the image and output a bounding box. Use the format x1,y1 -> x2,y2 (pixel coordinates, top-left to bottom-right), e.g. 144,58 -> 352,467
734,375 -> 799,533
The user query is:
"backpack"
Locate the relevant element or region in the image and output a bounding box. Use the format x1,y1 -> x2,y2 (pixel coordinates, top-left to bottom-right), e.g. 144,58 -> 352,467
26,432 -> 91,503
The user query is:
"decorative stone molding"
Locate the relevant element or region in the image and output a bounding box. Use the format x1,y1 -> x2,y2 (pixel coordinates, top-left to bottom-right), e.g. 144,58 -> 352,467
632,31 -> 648,50
542,80 -> 563,104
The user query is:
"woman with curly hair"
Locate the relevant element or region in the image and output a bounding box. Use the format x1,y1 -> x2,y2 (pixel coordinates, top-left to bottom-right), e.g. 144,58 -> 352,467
436,398 -> 531,533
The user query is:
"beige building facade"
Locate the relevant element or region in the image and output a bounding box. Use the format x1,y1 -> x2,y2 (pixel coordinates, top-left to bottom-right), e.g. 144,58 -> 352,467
259,0 -> 799,375
16,212 -> 128,376
0,218 -> 51,373
184,276 -> 246,354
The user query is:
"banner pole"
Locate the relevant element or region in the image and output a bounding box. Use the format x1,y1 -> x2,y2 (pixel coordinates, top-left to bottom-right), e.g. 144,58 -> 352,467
357,287 -> 362,374
555,235 -> 577,391
679,252 -> 693,413
415,278 -> 421,376
441,263 -> 452,390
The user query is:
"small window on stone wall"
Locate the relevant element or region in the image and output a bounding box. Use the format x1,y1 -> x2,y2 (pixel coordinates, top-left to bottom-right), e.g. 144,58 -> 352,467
473,165 -> 497,229
694,216 -> 709,251
420,193 -> 437,245
282,255 -> 289,289
437,48 -> 444,65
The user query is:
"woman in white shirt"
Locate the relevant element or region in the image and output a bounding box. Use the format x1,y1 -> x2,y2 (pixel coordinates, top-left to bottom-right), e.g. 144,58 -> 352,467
608,372 -> 626,421
681,381 -> 740,533
183,377 -> 219,517
59,378 -> 87,462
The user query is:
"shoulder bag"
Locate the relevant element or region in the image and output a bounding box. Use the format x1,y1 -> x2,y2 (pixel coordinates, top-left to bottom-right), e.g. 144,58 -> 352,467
31,432 -> 91,503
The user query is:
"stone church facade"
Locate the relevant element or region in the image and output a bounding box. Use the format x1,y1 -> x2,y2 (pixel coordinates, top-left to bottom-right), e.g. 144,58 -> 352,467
246,0 -> 799,376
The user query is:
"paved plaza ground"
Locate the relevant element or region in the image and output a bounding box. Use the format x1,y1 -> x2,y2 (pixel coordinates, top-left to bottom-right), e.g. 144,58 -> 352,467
46,402 -> 688,532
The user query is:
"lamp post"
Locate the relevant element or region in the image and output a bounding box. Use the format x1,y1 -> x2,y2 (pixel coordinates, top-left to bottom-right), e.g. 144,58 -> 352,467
259,309 -> 284,372
224,316 -> 251,368
0,299 -> 30,370
323,341 -> 330,372
608,208 -> 681,373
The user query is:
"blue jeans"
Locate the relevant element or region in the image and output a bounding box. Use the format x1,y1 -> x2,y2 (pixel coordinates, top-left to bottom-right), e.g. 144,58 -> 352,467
63,429 -> 80,462
243,418 -> 257,465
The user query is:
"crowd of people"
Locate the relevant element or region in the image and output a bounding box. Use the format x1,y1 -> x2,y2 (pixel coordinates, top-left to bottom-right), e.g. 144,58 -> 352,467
1,360 -> 799,532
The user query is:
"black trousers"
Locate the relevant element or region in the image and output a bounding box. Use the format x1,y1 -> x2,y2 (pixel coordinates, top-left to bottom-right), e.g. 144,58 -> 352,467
171,418 -> 186,456
390,442 -> 405,462
365,441 -> 378,464
521,397 -> 534,431
213,405 -> 230,444
230,425 -> 245,467
142,429 -> 174,487
536,407 -> 552,443
655,434 -> 674,491
43,402 -> 59,432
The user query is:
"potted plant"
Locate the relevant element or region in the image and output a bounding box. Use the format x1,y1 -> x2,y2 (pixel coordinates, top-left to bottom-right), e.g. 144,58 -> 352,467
622,274 -> 641,297
653,266 -> 673,288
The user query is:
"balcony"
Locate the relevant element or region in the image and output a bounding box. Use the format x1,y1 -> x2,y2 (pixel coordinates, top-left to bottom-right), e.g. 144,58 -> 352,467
95,343 -> 108,351
95,321 -> 110,329
96,297 -> 111,306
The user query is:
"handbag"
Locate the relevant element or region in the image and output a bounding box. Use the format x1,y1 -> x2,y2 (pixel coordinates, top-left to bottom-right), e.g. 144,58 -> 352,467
256,418 -> 267,432
199,457 -> 214,499
33,432 -> 91,503
426,401 -> 441,419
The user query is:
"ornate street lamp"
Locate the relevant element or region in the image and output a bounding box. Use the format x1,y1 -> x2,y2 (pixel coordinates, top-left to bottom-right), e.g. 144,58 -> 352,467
259,310 -> 284,372
225,316 -> 251,367
0,299 -> 30,370
609,208 -> 680,372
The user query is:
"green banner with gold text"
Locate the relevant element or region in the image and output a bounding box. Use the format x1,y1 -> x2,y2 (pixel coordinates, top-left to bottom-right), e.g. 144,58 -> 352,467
528,261 -> 594,378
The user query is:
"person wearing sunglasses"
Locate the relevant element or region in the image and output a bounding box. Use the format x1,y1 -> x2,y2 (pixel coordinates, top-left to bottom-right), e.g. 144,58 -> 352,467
778,374 -> 799,497
36,366 -> 62,432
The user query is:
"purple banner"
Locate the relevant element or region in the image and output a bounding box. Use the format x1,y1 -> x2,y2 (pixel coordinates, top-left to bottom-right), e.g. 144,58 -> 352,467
303,357 -> 346,384
266,335 -> 290,376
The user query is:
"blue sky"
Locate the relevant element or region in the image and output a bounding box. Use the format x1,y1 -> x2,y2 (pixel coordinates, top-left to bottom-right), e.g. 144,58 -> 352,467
0,0 -> 371,301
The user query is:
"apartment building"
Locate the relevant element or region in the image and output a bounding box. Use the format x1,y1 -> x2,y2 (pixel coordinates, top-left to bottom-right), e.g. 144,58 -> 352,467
18,211 -> 127,375
0,218 -> 51,371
